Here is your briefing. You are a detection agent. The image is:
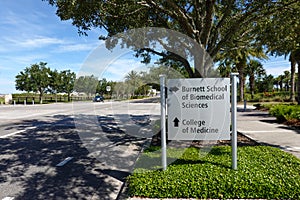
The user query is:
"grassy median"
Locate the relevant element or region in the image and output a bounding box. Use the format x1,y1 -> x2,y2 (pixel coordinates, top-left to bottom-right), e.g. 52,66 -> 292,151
128,145 -> 300,199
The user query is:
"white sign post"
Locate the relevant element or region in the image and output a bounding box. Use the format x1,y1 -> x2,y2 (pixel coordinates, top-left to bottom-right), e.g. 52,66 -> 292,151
160,75 -> 167,171
167,78 -> 230,140
231,73 -> 239,170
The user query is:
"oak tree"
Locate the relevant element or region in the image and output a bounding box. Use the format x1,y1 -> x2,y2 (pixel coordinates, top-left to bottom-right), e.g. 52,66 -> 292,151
15,62 -> 51,103
45,0 -> 299,78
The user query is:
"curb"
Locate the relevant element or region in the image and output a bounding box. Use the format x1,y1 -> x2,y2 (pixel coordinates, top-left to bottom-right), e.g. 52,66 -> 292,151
117,138 -> 153,200
237,131 -> 261,145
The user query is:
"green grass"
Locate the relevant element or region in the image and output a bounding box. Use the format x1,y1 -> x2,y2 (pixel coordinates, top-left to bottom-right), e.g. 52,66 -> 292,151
128,145 -> 300,199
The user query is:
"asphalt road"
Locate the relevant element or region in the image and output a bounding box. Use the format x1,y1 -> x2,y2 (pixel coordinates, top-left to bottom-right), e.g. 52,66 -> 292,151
0,100 -> 160,200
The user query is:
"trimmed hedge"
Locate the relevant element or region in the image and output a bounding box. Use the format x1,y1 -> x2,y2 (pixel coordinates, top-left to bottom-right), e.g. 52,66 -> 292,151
128,146 -> 300,199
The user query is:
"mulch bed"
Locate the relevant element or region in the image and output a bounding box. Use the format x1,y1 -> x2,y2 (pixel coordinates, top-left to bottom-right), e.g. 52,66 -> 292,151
284,119 -> 300,128
150,132 -> 258,147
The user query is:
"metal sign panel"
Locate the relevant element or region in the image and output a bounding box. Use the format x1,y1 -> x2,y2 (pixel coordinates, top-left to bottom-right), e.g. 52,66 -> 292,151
167,78 -> 230,140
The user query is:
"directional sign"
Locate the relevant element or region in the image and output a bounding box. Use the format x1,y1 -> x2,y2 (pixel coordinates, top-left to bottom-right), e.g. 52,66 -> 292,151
167,78 -> 230,140
173,117 -> 180,127
106,86 -> 111,92
169,86 -> 180,93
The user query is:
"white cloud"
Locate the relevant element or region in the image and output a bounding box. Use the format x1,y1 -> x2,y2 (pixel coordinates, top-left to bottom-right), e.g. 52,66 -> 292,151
0,35 -> 66,52
102,58 -> 148,81
77,54 -> 148,81
6,54 -> 49,65
17,36 -> 65,48
266,66 -> 291,77
263,57 -> 291,77
263,59 -> 289,67
56,42 -> 101,53
0,77 -> 17,94
0,65 -> 12,71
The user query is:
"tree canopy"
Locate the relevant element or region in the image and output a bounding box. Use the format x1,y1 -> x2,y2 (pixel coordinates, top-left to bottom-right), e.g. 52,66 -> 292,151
256,3 -> 300,102
16,62 -> 51,102
45,0 -> 300,78
15,62 -> 76,102
74,75 -> 99,95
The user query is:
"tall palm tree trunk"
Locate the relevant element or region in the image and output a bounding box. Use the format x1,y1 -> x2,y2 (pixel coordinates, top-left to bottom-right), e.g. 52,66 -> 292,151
249,75 -> 255,99
237,58 -> 247,102
294,49 -> 300,104
289,53 -> 296,102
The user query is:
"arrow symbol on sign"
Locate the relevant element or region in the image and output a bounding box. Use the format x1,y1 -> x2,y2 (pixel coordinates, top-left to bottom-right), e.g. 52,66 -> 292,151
169,86 -> 179,93
173,117 -> 180,127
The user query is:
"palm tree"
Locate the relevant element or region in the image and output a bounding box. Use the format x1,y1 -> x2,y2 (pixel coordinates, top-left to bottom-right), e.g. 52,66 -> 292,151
217,60 -> 236,78
256,5 -> 300,103
273,76 -> 281,91
125,70 -> 143,97
293,49 -> 300,103
217,42 -> 267,101
277,75 -> 285,91
289,52 -> 296,101
283,70 -> 291,91
245,60 -> 266,99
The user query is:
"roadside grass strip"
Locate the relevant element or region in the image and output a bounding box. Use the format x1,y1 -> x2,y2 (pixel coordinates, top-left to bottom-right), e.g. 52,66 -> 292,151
128,145 -> 300,199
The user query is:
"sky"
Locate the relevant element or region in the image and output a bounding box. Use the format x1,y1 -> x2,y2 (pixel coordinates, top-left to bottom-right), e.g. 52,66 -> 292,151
0,0 -> 292,94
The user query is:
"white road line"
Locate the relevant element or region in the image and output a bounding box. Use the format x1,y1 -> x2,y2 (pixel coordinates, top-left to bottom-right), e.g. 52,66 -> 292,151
2,197 -> 15,200
0,127 -> 36,139
285,147 -> 300,151
56,157 -> 73,167
239,130 -> 292,133
0,130 -> 26,139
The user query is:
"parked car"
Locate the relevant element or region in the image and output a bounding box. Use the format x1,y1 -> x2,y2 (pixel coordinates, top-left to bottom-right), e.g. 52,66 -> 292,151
93,95 -> 104,102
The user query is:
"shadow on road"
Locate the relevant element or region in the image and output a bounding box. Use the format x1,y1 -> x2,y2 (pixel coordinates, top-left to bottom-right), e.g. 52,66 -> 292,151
0,113 -> 158,199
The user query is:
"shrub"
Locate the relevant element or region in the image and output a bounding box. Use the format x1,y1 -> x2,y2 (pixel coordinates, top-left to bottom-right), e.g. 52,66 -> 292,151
128,146 -> 300,199
269,104 -> 300,122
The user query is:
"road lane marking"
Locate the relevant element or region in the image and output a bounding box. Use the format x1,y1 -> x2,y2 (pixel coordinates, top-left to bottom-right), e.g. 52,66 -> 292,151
2,197 -> 15,200
56,157 -> 73,167
285,147 -> 300,151
0,127 -> 36,139
238,130 -> 292,133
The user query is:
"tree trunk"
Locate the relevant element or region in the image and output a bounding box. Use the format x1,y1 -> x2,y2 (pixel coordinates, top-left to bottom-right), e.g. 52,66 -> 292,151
249,75 -> 255,99
289,54 -> 296,102
194,49 -> 206,78
239,75 -> 246,102
294,49 -> 300,104
298,64 -> 300,105
39,92 -> 43,104
237,59 -> 246,102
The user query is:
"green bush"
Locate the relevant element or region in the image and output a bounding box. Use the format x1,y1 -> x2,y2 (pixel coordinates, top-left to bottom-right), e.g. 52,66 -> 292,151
269,104 -> 300,122
128,146 -> 300,199
130,95 -> 146,99
253,103 -> 276,110
245,91 -> 290,102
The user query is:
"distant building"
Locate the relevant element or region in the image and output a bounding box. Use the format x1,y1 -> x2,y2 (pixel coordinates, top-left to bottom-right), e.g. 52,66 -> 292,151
0,94 -> 12,104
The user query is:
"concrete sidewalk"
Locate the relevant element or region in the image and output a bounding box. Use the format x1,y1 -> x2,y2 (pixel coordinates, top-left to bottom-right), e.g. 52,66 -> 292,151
237,105 -> 300,159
